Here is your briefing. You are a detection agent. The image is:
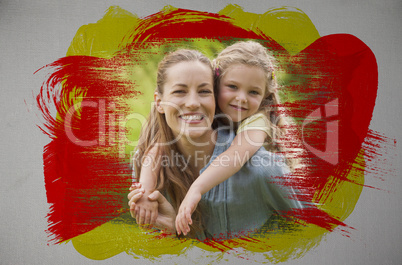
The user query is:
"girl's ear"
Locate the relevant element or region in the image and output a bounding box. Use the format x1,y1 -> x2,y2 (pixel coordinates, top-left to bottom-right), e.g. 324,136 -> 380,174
154,92 -> 164,114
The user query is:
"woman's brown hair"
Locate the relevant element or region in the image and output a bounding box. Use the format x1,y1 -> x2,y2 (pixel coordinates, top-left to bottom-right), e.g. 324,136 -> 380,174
133,49 -> 213,236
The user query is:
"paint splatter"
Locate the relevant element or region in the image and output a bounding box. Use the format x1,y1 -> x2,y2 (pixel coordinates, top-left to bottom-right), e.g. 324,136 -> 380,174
33,5 -> 390,263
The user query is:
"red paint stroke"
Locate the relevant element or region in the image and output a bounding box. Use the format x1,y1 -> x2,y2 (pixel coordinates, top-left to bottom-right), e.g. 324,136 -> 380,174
281,34 -> 378,203
37,56 -> 137,243
361,130 -> 398,187
34,8 -> 383,248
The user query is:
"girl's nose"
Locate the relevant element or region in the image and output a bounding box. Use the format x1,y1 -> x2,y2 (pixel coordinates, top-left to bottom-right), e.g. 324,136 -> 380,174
236,93 -> 247,103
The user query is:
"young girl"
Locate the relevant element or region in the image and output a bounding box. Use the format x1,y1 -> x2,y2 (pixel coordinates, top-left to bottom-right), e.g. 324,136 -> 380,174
174,41 -> 290,235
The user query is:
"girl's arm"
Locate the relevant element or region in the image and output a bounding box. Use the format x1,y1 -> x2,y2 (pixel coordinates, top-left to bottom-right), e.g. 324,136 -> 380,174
194,129 -> 266,194
175,129 -> 267,235
138,146 -> 159,192
134,146 -> 160,225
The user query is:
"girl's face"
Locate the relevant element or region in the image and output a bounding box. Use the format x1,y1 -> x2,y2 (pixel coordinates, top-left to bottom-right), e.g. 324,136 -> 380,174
155,61 -> 215,140
217,64 -> 266,123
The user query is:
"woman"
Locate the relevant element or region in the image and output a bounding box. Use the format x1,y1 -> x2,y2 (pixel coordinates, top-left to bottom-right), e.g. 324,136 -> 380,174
128,48 -> 304,240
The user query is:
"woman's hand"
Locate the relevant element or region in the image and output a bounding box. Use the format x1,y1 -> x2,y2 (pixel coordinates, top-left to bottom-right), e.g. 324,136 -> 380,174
175,189 -> 201,236
128,183 -> 176,233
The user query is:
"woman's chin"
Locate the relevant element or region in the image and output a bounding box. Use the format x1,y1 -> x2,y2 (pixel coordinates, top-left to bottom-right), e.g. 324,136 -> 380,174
182,128 -> 213,144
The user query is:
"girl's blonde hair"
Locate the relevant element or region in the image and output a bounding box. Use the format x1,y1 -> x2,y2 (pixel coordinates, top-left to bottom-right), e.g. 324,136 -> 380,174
134,49 -> 213,236
214,41 -> 297,170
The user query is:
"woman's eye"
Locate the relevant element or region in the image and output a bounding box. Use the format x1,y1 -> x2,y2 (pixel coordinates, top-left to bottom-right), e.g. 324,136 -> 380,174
200,89 -> 212,94
173,90 -> 185,94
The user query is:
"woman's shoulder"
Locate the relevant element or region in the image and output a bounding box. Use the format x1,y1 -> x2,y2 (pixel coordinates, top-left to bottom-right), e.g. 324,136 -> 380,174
214,122 -> 236,143
246,147 -> 289,170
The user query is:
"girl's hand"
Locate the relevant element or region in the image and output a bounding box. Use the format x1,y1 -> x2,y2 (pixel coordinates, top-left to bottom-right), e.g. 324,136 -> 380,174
128,184 -> 158,226
175,190 -> 201,236
128,183 -> 145,219
128,183 -> 177,233
135,191 -> 159,226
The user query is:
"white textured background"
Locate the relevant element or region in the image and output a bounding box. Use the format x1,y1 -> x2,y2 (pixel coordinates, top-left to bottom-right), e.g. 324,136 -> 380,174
1,0 -> 401,264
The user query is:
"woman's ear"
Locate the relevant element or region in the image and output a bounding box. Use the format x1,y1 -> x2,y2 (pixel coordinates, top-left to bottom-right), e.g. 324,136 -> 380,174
154,92 -> 164,114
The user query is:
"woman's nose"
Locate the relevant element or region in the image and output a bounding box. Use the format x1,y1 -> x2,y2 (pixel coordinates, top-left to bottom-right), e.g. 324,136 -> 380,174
185,92 -> 201,109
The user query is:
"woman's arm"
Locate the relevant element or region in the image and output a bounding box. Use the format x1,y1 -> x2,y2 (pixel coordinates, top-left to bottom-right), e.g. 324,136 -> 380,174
175,129 -> 267,235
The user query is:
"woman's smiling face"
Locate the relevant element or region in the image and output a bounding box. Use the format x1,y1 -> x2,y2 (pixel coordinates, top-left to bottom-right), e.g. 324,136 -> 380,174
155,61 -> 215,140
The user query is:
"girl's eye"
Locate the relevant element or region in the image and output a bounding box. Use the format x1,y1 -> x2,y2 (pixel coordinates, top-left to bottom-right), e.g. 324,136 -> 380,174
228,85 -> 237,90
250,90 -> 260,95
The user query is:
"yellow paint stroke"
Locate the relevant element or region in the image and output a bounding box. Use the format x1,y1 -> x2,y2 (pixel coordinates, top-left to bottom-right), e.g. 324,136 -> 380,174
66,6 -> 139,58
62,5 -> 364,263
218,4 -> 320,55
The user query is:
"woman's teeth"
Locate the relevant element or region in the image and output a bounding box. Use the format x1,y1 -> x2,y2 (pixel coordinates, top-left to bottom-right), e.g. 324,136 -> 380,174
181,115 -> 203,121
